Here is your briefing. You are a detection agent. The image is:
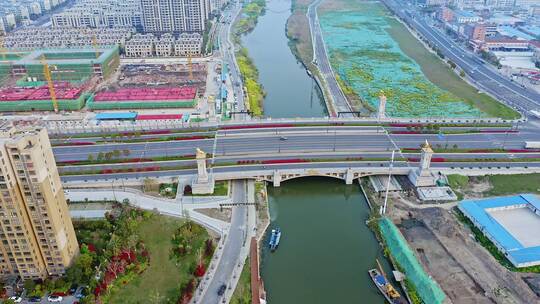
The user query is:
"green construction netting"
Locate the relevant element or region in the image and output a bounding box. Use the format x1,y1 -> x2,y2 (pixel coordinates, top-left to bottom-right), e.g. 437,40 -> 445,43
41,52 -> 99,60
0,93 -> 88,111
379,217 -> 446,304
86,95 -> 195,110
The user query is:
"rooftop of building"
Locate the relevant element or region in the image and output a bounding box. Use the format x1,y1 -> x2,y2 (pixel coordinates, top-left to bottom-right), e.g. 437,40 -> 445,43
519,25 -> 540,37
0,83 -> 83,102
497,25 -> 535,40
455,10 -> 479,18
0,47 -> 119,65
458,194 -> 540,265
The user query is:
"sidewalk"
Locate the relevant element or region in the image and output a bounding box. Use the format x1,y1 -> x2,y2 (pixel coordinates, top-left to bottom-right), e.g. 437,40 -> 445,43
65,187 -> 231,233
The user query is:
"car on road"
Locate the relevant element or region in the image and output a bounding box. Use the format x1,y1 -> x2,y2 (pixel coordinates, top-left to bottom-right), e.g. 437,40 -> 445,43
28,296 -> 42,302
8,296 -> 22,303
279,136 -> 288,141
47,295 -> 63,302
217,284 -> 227,296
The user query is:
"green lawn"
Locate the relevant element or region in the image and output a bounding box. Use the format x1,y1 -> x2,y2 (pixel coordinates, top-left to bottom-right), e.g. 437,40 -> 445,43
107,216 -> 206,304
230,257 -> 251,304
386,19 -> 519,119
486,174 -> 540,196
190,181 -> 229,196
447,173 -> 540,200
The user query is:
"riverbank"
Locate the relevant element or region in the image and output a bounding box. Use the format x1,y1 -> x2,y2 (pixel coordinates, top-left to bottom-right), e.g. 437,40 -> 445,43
316,0 -> 518,119
286,0 -> 338,115
232,0 -> 266,116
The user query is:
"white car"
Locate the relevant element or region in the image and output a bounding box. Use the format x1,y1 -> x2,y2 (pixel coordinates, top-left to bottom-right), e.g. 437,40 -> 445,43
47,295 -> 63,302
8,296 -> 22,303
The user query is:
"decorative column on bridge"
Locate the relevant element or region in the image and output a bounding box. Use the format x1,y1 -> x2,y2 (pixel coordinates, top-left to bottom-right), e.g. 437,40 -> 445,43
377,92 -> 387,121
192,148 -> 215,194
408,140 -> 437,187
273,170 -> 281,187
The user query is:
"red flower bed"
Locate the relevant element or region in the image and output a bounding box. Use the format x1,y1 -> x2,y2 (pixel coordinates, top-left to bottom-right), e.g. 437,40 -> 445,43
221,123 -> 295,130
390,131 -> 422,134
56,141 -> 95,146
431,157 -> 446,162
507,149 -> 540,153
170,136 -> 205,141
388,123 -> 423,127
262,159 -> 308,164
94,249 -> 138,297
479,130 -> 518,133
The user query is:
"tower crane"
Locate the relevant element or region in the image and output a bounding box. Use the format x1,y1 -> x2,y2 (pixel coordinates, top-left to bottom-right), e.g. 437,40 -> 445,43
92,35 -> 100,59
40,56 -> 59,112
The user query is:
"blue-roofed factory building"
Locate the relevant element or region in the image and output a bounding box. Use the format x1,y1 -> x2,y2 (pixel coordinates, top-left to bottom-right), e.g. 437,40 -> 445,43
458,194 -> 540,268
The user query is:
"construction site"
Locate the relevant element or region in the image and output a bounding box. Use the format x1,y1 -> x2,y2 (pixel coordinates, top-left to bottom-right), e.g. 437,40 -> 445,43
0,45 -> 213,113
88,87 -> 197,110
91,62 -> 207,111
0,47 -> 120,112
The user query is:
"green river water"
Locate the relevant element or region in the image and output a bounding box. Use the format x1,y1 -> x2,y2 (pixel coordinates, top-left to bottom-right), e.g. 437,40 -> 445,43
239,0 -> 390,302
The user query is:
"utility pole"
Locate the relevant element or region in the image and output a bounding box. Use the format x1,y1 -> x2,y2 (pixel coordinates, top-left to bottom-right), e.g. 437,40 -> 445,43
381,150 -> 395,216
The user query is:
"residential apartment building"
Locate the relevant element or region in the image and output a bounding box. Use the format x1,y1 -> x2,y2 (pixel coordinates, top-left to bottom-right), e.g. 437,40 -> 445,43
174,33 -> 203,56
464,23 -> 487,41
0,124 -> 78,280
124,34 -> 157,57
51,0 -> 142,29
155,33 -> 175,56
4,27 -> 133,51
124,33 -> 202,57
140,0 -> 211,33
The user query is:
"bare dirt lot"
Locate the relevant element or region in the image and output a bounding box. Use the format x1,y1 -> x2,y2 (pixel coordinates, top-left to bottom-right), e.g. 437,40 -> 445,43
97,63 -> 208,96
398,207 -> 539,304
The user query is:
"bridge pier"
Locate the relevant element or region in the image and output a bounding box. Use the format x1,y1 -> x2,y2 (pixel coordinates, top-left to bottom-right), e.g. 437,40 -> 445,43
345,168 -> 354,185
273,170 -> 281,187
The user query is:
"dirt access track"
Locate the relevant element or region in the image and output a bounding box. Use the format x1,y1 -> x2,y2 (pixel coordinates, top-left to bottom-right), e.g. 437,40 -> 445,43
398,207 -> 539,304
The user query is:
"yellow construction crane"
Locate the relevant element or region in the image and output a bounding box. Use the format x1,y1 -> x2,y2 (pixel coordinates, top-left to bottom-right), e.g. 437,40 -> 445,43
40,56 -> 59,112
92,35 -> 100,59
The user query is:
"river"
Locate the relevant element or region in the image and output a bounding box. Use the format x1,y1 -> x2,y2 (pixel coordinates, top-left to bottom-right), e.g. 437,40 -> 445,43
241,0 -> 388,301
261,178 -> 387,303
241,0 -> 327,118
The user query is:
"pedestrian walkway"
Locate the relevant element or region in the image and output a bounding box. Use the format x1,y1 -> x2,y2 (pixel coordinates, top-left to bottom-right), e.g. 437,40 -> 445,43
65,188 -> 231,233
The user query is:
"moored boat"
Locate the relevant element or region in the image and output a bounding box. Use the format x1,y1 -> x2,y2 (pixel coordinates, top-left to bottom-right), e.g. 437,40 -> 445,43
368,268 -> 405,304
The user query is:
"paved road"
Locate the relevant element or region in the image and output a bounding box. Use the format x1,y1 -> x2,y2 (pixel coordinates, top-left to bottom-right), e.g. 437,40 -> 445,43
219,0 -> 247,116
307,0 -> 352,116
383,0 -> 540,115
198,180 -> 247,304
52,126 -> 535,162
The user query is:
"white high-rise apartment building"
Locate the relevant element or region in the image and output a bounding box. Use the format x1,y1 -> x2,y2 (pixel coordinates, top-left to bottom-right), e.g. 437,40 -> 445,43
140,0 -> 210,33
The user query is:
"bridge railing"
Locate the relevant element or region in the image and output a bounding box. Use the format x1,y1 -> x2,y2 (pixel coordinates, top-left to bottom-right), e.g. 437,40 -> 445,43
43,115 -> 526,136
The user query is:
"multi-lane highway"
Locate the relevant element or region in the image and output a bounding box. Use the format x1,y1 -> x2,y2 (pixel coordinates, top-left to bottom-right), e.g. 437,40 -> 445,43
52,124 -> 540,182
382,0 -> 540,115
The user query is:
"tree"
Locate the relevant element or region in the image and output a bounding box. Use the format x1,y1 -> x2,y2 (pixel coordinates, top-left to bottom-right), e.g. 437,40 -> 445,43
65,247 -> 95,284
452,144 -> 458,149
123,149 -> 130,157
113,150 -> 121,158
184,185 -> 192,195
87,154 -> 95,162
460,70 -> 465,77
105,152 -> 113,161
97,152 -> 104,161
